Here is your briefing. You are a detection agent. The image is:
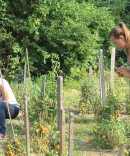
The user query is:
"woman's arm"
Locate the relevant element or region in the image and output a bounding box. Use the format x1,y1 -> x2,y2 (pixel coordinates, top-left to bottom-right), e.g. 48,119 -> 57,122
0,84 -> 10,103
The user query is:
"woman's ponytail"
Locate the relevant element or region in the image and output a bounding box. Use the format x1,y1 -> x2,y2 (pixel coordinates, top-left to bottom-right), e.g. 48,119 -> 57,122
109,22 -> 130,43
120,23 -> 130,43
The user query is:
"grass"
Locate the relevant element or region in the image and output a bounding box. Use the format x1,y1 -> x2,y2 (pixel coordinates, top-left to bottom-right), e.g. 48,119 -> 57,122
0,147 -> 4,155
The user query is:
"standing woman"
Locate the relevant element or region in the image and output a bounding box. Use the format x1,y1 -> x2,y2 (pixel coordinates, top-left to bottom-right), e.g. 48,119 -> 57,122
109,22 -> 130,78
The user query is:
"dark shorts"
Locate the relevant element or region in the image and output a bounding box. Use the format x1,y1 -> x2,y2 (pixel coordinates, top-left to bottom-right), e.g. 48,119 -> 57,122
5,104 -> 20,119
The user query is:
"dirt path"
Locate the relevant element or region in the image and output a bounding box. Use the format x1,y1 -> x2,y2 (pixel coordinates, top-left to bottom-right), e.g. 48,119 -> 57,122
67,105 -> 119,156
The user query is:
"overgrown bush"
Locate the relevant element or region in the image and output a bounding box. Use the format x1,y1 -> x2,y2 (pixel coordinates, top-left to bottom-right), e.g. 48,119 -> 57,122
125,80 -> 130,114
3,137 -> 25,156
11,71 -> 58,124
79,74 -> 100,114
93,120 -> 127,149
93,89 -> 129,149
31,124 -> 60,155
96,93 -> 120,122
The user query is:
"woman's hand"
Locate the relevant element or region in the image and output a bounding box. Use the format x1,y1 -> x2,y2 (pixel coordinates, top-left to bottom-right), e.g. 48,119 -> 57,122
117,66 -> 130,78
116,68 -> 123,77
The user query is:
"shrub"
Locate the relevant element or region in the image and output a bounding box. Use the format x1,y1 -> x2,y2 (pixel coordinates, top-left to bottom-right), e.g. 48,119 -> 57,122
31,124 -> 60,155
96,93 -> 120,122
93,120 -> 127,149
79,74 -> 100,114
2,137 -> 26,156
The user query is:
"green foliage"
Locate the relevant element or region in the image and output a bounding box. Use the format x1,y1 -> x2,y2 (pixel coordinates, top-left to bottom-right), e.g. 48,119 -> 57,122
0,0 -> 116,78
126,102 -> 130,115
125,81 -> 130,115
11,74 -> 57,125
3,137 -> 26,155
97,93 -> 120,122
79,74 -> 100,114
93,120 -> 127,149
31,124 -> 60,155
43,1 -> 115,73
88,0 -> 127,21
66,62 -> 89,81
28,74 -> 57,124
123,2 -> 130,26
109,72 -> 130,115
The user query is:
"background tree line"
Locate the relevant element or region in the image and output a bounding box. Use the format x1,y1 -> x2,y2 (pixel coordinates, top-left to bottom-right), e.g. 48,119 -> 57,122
0,0 -> 129,80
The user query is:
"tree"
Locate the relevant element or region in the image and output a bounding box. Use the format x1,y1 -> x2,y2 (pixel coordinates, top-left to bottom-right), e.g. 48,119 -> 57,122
0,0 -> 116,79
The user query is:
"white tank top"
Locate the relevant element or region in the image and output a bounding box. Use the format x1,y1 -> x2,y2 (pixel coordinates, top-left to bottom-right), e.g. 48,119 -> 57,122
0,79 -> 18,104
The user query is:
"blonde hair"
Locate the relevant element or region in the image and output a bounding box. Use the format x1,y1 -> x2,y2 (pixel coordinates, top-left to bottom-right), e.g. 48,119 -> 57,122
109,22 -> 130,43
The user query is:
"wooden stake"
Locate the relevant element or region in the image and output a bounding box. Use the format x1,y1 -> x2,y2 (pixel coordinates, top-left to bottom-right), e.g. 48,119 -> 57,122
99,49 -> 106,105
60,109 -> 65,154
24,62 -> 30,156
68,113 -> 74,156
41,76 -> 46,101
118,144 -> 125,156
26,48 -> 31,78
110,47 -> 115,92
57,76 -> 63,130
89,66 -> 93,77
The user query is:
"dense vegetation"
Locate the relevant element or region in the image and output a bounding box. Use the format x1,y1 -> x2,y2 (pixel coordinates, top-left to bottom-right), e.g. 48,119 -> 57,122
1,0 -> 130,80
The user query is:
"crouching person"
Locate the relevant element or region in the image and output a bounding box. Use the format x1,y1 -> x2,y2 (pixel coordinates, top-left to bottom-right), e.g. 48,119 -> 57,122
0,78 -> 20,140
